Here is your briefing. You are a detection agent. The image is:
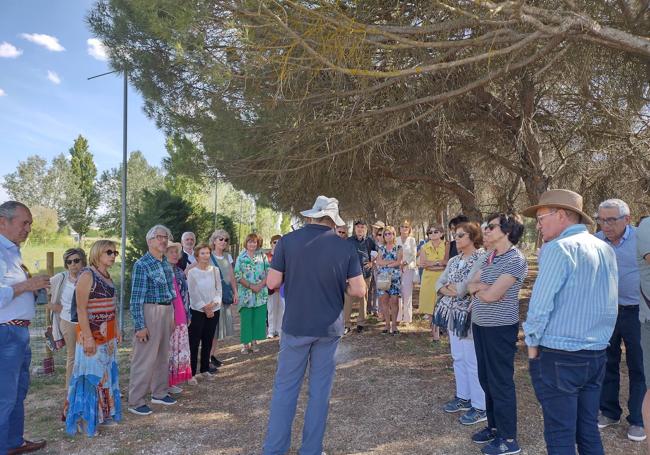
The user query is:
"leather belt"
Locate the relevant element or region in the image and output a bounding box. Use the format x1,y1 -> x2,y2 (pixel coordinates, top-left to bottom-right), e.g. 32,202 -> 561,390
0,319 -> 31,327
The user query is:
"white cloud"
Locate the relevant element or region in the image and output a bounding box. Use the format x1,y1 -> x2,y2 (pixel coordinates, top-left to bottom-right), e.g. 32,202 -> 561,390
20,33 -> 65,52
47,70 -> 61,85
0,42 -> 22,58
0,88 -> 6,97
87,38 -> 108,61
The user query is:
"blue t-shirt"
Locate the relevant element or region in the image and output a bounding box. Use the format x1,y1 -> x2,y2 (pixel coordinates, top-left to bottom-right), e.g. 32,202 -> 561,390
271,224 -> 362,337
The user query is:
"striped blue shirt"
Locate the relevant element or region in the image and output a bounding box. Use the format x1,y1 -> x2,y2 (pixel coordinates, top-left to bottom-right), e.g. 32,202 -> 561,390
0,233 -> 35,322
523,224 -> 618,351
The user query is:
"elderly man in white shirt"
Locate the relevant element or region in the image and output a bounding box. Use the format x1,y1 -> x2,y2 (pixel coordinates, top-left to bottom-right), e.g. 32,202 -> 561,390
0,201 -> 49,455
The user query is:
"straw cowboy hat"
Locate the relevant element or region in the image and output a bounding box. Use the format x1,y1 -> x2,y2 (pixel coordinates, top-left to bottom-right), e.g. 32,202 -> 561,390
300,195 -> 346,227
371,221 -> 386,229
522,189 -> 594,225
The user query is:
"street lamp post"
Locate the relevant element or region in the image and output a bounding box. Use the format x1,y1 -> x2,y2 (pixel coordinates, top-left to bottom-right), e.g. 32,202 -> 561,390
88,69 -> 128,335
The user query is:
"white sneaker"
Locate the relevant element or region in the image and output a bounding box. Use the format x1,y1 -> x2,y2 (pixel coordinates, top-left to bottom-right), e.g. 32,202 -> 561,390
168,385 -> 183,394
187,377 -> 198,385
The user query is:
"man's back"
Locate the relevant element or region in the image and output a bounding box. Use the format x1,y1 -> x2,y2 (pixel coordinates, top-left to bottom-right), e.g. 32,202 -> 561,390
272,223 -> 361,338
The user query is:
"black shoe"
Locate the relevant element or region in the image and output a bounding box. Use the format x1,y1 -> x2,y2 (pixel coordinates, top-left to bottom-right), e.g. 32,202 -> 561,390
208,365 -> 218,374
356,325 -> 364,333
381,329 -> 389,335
344,327 -> 351,335
392,330 -> 400,336
210,356 -> 223,367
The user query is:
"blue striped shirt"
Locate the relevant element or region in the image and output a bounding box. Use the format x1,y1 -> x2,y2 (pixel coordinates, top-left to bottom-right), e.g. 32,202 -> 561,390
523,224 -> 618,351
0,233 -> 35,322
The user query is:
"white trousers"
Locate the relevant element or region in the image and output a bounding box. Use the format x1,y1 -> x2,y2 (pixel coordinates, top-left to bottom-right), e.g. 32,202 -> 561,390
449,332 -> 485,410
398,268 -> 415,323
267,292 -> 284,336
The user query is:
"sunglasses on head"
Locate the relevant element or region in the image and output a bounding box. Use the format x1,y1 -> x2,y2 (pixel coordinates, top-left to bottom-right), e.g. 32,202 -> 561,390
65,258 -> 81,265
105,250 -> 119,257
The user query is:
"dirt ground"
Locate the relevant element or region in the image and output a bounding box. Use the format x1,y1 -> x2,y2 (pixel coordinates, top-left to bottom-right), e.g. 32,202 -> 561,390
24,271 -> 647,454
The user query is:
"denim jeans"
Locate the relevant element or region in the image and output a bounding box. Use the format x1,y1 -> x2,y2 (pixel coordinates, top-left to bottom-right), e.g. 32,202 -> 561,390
0,326 -> 31,455
262,333 -> 340,455
472,323 -> 518,440
530,348 -> 606,455
600,305 -> 646,426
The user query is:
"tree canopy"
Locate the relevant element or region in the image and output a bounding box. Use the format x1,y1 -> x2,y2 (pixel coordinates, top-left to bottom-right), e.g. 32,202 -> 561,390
88,0 -> 650,221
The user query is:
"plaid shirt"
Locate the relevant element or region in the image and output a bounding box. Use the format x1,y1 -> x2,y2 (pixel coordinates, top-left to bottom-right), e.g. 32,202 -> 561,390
130,252 -> 176,331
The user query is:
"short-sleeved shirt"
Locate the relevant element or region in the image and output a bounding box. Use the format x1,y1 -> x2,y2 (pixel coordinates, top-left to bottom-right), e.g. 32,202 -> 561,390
271,224 -> 362,337
348,235 -> 377,279
472,247 -> 528,327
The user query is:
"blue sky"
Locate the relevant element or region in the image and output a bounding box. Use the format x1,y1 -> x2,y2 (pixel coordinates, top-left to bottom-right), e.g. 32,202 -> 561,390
0,0 -> 167,202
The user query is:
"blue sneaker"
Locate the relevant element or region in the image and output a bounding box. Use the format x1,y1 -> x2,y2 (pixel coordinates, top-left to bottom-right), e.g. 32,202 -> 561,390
443,396 -> 472,413
460,407 -> 488,425
481,437 -> 521,455
128,405 -> 153,416
472,427 -> 497,444
151,395 -> 177,406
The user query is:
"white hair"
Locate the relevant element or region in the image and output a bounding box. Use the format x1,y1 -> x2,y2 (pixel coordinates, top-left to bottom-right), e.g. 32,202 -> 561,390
181,231 -> 195,241
598,199 -> 630,217
145,225 -> 173,241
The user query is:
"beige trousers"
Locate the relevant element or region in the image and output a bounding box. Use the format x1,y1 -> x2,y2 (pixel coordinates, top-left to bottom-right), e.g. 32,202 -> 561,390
344,277 -> 370,328
59,318 -> 78,391
128,304 -> 174,408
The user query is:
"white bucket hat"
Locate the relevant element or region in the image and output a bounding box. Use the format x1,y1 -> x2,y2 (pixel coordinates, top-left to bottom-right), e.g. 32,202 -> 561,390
300,196 -> 346,227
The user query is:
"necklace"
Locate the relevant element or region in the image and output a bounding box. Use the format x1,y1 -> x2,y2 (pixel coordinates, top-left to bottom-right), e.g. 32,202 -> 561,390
93,266 -> 111,280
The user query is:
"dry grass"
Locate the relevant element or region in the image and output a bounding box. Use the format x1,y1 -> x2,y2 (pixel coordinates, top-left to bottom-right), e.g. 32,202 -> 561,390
24,269 -> 647,454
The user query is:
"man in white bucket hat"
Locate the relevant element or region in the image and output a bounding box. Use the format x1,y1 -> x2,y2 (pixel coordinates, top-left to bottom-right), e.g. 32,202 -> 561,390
262,196 -> 366,455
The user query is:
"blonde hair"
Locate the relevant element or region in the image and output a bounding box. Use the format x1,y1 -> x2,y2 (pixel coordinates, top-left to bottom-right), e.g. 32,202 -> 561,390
383,225 -> 397,244
208,229 -> 230,250
88,240 -> 117,268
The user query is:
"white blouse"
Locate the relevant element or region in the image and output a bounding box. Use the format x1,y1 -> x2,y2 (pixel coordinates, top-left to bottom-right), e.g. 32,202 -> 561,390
187,266 -> 222,313
397,236 -> 418,270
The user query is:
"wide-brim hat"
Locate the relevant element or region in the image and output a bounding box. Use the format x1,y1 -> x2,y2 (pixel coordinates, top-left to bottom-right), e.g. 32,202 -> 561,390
522,189 -> 593,225
371,221 -> 386,229
166,241 -> 183,252
300,195 -> 346,227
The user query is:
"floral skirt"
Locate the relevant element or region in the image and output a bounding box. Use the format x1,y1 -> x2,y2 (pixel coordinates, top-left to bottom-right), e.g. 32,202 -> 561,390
169,323 -> 192,386
65,339 -> 121,436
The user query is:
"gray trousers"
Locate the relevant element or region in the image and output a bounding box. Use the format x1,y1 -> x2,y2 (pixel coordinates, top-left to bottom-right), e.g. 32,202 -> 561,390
128,304 -> 174,408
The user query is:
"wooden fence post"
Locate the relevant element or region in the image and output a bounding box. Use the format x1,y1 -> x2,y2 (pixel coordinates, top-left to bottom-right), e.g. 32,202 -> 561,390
41,252 -> 55,375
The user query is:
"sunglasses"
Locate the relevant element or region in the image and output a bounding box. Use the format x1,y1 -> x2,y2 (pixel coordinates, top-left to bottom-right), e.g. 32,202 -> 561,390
65,258 -> 81,265
337,231 -> 347,235
383,232 -> 393,236
272,240 -> 278,244
105,250 -> 119,256
455,232 -> 467,239
217,237 -> 229,242
485,224 -> 500,232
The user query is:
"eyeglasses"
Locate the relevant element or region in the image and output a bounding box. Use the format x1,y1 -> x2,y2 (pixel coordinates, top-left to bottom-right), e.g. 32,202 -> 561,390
217,237 -> 229,242
454,232 -> 467,239
485,224 -> 500,232
105,250 -> 119,256
65,258 -> 81,265
536,210 -> 557,224
155,234 -> 169,241
595,215 -> 626,226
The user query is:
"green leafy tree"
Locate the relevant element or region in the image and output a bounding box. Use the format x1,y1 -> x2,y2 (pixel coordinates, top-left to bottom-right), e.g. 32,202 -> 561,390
2,154 -> 71,226
97,150 -> 164,235
280,213 -> 292,234
3,155 -> 50,207
64,135 -> 99,241
28,206 -> 59,244
127,188 -> 212,264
